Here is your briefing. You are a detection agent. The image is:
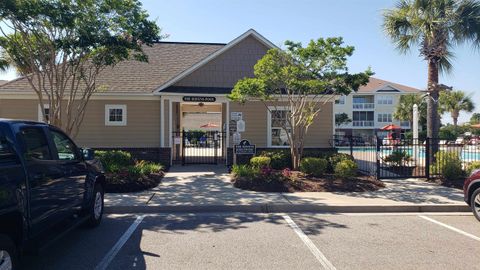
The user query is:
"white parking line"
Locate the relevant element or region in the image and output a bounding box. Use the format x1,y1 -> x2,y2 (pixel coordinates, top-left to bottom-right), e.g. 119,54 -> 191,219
282,215 -> 336,270
95,215 -> 146,270
419,215 -> 480,242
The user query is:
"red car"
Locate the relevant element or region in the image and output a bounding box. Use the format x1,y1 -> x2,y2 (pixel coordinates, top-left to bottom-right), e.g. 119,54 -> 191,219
464,169 -> 480,221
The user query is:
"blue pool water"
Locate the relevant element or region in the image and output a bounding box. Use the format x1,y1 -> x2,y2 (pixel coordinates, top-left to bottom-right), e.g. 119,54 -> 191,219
337,146 -> 480,161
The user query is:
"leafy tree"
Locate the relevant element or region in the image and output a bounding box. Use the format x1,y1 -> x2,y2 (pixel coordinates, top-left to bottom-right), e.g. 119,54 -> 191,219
393,94 -> 427,129
383,0 -> 480,139
439,90 -> 475,126
470,113 -> 480,124
0,0 -> 161,136
335,113 -> 352,127
229,38 -> 372,170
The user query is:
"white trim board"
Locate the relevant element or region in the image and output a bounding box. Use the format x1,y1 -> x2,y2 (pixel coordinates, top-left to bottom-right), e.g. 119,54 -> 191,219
266,106 -> 290,148
105,104 -> 127,126
153,29 -> 277,94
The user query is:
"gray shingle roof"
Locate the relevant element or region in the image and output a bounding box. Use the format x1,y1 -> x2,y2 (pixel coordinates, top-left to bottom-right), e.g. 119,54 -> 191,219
0,42 -> 225,94
358,77 -> 421,93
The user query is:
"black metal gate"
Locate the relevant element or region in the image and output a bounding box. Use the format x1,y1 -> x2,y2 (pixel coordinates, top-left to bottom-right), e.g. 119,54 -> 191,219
377,138 -> 427,179
172,131 -> 226,165
334,135 -> 480,179
332,136 -> 427,179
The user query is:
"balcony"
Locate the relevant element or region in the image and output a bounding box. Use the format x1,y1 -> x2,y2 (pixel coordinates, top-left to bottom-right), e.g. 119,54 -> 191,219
400,121 -> 410,128
352,103 -> 375,110
353,121 -> 374,127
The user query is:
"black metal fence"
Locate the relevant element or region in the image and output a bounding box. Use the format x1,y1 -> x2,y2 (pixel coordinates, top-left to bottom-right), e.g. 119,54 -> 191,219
332,135 -> 480,179
172,131 -> 226,165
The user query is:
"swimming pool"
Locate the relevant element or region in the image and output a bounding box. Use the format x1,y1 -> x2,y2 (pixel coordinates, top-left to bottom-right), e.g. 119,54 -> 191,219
337,146 -> 480,161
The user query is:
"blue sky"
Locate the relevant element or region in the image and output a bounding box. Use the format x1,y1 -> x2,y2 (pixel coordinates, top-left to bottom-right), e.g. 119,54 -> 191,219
1,0 -> 479,123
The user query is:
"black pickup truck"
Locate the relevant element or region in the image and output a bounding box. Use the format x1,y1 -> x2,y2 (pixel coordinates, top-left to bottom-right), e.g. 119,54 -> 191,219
0,119 -> 105,269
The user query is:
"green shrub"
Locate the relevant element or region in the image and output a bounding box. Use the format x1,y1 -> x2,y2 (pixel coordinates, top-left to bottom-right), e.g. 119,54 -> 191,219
383,150 -> 412,167
430,151 -> 464,181
302,149 -> 337,159
334,159 -> 358,179
299,157 -> 328,177
250,156 -> 271,168
134,160 -> 164,175
231,164 -> 259,178
259,150 -> 291,169
466,161 -> 480,175
96,150 -> 133,173
328,153 -> 354,172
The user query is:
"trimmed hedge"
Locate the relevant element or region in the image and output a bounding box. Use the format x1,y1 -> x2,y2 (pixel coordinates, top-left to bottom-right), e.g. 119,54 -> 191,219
300,157 -> 328,177
430,151 -> 464,181
334,159 -> 358,179
250,156 -> 271,168
467,161 -> 480,175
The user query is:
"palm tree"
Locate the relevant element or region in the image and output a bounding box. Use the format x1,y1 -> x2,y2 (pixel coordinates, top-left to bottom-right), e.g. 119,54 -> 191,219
393,94 -> 427,128
439,90 -> 475,126
383,0 -> 480,139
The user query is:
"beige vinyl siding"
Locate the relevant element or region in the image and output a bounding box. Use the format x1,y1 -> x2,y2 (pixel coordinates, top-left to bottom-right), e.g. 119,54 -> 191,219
229,101 -> 333,148
304,102 -> 333,148
229,101 -> 268,147
76,100 -> 161,148
0,99 -> 38,120
0,99 -> 162,148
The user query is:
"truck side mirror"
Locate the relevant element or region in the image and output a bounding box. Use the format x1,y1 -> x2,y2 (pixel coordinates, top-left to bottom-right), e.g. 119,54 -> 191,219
81,148 -> 95,160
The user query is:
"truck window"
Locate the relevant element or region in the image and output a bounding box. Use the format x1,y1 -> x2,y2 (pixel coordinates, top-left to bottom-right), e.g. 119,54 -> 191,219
20,128 -> 52,160
50,129 -> 79,161
0,134 -> 17,164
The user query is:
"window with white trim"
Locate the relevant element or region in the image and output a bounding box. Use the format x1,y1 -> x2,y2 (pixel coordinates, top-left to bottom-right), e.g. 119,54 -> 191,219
377,113 -> 392,123
105,105 -> 127,126
268,108 -> 291,147
335,95 -> 346,104
377,95 -> 393,105
38,104 -> 50,122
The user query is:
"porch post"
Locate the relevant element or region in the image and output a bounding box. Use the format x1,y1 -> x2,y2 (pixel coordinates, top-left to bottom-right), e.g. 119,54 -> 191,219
168,99 -> 173,166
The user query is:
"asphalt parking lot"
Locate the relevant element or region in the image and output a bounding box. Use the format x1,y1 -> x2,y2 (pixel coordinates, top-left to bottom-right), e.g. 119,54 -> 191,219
20,212 -> 480,270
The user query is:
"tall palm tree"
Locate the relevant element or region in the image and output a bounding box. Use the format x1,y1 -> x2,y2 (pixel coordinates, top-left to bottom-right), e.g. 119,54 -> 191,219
439,90 -> 475,126
393,94 -> 427,128
383,0 -> 480,139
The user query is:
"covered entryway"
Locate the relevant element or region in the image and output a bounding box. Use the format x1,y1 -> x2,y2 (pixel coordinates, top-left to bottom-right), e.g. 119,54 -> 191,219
171,101 -> 228,165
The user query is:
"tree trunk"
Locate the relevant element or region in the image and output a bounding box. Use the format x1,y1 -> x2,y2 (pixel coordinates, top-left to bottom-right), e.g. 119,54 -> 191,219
427,59 -> 440,163
452,111 -> 459,127
427,59 -> 439,138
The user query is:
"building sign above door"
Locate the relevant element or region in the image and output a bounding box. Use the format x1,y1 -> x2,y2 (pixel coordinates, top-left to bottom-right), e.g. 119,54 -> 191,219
182,96 -> 216,102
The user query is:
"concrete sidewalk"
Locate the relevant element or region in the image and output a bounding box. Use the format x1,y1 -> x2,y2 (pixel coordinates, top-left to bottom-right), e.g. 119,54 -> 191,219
105,165 -> 469,213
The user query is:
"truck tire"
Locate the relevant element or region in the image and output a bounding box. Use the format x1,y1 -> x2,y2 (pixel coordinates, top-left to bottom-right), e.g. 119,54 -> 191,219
85,184 -> 104,228
0,234 -> 17,270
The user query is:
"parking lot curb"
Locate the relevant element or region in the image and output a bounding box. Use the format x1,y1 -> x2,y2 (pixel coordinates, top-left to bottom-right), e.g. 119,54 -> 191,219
105,203 -> 470,214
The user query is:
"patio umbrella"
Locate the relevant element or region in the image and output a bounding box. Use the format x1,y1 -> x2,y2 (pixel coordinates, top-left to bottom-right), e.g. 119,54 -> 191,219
380,124 -> 402,131
200,122 -> 219,128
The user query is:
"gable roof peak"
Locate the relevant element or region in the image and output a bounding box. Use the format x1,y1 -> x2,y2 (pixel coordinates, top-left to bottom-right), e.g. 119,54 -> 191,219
154,29 -> 277,93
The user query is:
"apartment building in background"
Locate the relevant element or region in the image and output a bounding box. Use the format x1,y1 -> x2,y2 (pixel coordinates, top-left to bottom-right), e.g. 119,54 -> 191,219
334,77 -> 421,139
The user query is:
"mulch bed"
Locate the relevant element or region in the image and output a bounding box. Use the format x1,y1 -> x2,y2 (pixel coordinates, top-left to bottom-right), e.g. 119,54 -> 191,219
232,171 -> 385,193
105,172 -> 164,193
425,177 -> 464,190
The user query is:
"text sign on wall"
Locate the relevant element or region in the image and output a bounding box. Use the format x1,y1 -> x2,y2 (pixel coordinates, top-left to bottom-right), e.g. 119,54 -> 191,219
231,112 -> 243,121
234,139 -> 256,155
182,96 -> 216,102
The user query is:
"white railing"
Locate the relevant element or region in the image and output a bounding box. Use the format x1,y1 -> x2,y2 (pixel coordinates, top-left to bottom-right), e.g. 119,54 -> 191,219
352,103 -> 375,110
353,121 -> 374,127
